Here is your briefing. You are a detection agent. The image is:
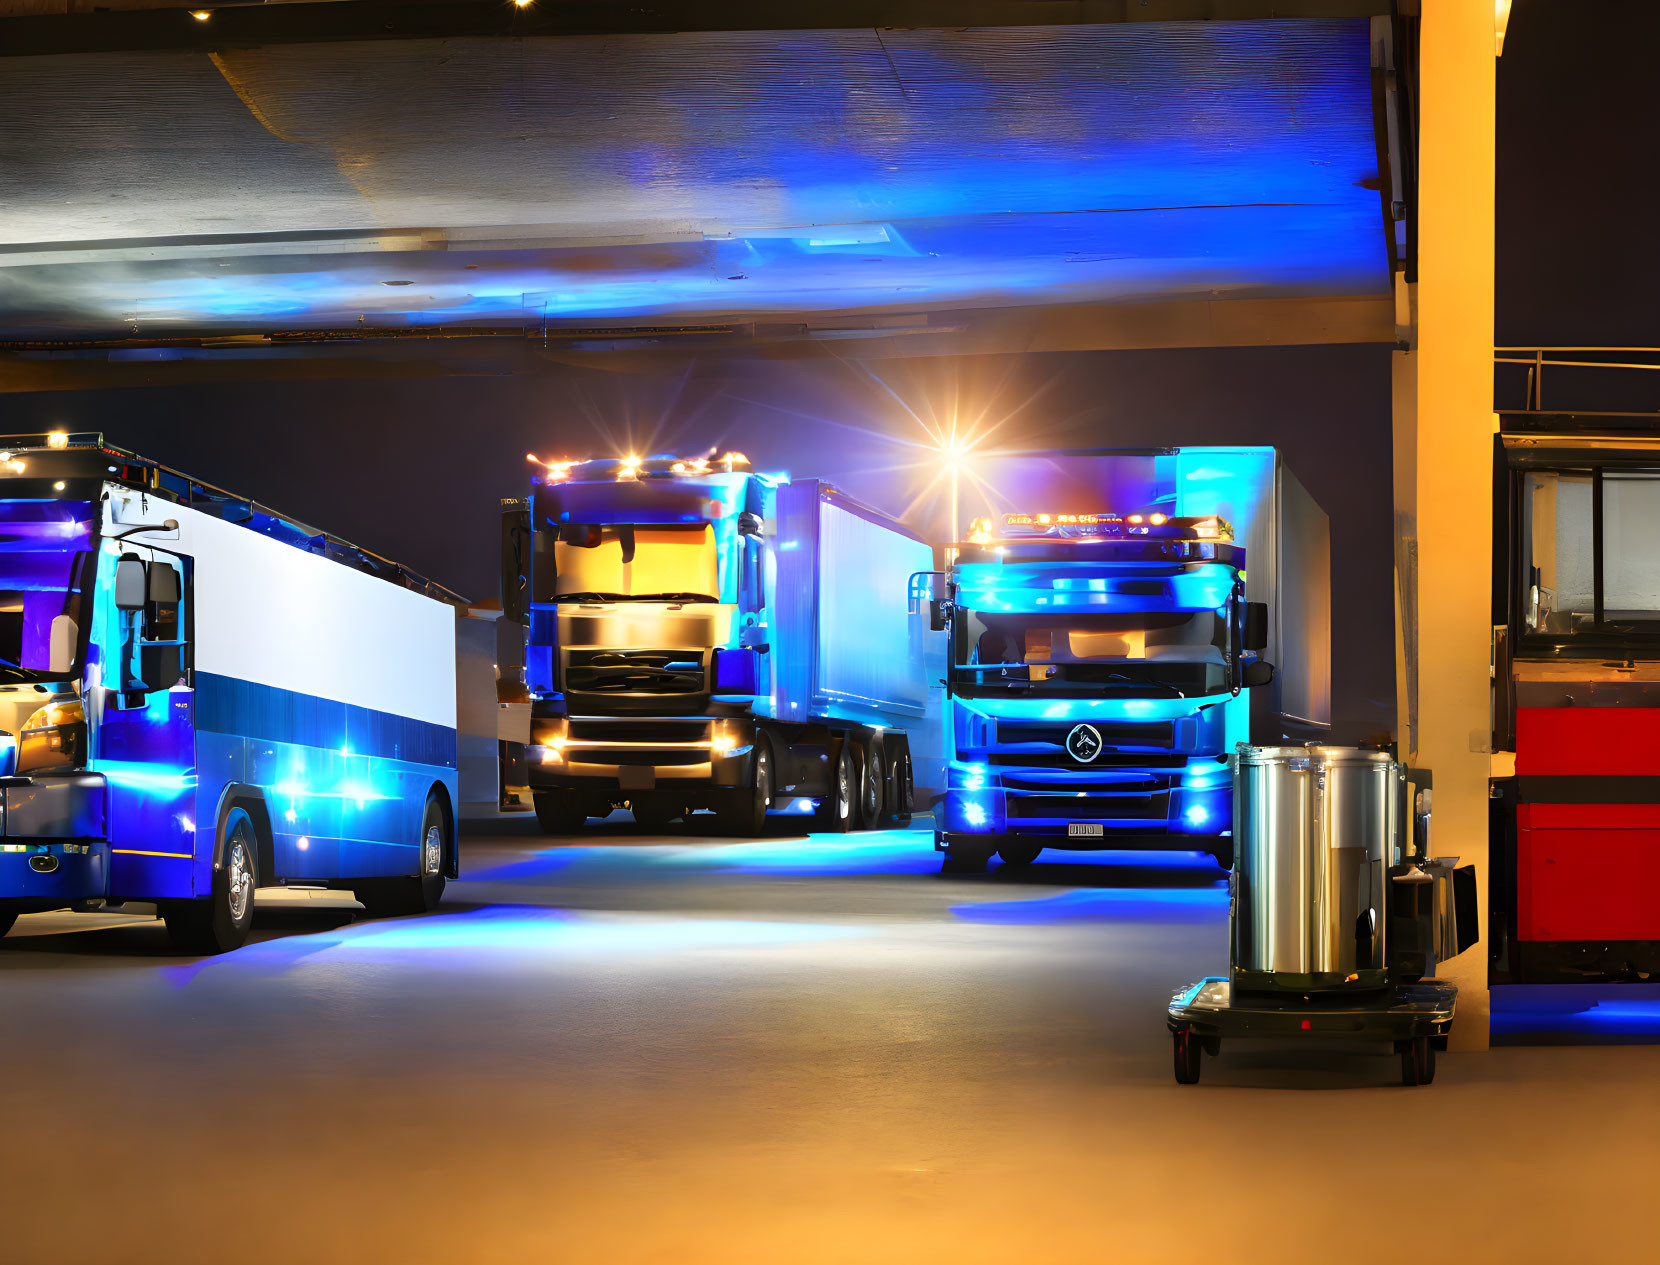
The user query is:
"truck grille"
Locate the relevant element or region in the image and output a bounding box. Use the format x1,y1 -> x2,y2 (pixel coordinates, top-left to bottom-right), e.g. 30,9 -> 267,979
985,721 -> 1178,767
1006,792 -> 1171,821
565,649 -> 706,695
568,718 -> 712,744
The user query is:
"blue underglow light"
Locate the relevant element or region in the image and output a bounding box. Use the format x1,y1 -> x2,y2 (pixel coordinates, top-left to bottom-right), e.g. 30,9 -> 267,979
953,880 -> 1227,926
93,761 -> 197,795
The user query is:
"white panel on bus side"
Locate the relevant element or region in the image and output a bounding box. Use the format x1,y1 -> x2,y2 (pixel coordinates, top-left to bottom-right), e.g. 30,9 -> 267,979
105,489 -> 458,729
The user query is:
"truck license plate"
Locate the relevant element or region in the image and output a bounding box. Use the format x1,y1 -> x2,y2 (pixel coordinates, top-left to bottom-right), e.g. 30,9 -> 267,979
1068,823 -> 1104,838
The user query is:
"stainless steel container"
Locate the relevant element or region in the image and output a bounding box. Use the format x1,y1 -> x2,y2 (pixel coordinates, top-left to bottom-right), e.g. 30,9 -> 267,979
1231,745 -> 1402,993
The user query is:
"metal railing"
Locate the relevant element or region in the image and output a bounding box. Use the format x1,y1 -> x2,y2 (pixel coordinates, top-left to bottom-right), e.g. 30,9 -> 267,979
1495,347 -> 1660,414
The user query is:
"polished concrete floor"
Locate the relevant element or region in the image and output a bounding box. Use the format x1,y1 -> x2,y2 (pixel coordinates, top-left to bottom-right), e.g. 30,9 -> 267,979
2,816 -> 1655,1264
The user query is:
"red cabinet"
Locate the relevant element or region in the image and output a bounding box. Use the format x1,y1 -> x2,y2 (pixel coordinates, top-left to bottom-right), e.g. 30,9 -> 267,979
1517,803 -> 1660,941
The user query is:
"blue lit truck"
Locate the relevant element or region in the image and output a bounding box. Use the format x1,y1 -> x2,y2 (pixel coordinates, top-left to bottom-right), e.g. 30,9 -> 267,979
0,433 -> 462,951
501,454 -> 938,834
922,447 -> 1329,872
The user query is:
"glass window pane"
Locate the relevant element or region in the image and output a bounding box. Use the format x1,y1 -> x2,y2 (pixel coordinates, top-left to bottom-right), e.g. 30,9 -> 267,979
1603,471 -> 1660,623
1522,471 -> 1594,634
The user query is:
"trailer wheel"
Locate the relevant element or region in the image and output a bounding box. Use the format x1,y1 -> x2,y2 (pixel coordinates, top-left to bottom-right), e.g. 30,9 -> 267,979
818,742 -> 857,834
1173,1028 -> 1202,1085
859,737 -> 884,829
997,844 -> 1042,866
887,742 -> 914,828
1400,1035 -> 1436,1087
715,733 -> 773,837
164,809 -> 257,955
533,792 -> 587,835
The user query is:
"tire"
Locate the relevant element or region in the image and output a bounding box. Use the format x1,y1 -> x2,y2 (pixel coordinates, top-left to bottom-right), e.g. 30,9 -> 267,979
997,843 -> 1042,866
818,741 -> 857,834
1210,840 -> 1235,871
358,796 -> 449,918
715,733 -> 773,837
939,845 -> 991,874
164,809 -> 257,955
858,738 -> 884,829
1401,1035 -> 1436,1086
889,746 -> 914,828
533,791 -> 588,835
629,796 -> 682,832
1173,1028 -> 1202,1085
0,911 -> 16,938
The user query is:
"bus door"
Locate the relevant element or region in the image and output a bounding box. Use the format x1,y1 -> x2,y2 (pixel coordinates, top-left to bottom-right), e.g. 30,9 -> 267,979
100,546 -> 198,901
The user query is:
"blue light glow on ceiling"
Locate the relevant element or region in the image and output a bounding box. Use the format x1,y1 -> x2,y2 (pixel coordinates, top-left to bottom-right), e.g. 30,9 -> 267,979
0,20 -> 1387,335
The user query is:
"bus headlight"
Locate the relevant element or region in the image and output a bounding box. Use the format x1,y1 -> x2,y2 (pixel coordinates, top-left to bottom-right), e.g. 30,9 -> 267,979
18,698 -> 86,775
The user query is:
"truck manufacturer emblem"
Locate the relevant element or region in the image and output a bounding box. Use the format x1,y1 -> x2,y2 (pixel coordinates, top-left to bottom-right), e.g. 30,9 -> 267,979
1066,724 -> 1103,763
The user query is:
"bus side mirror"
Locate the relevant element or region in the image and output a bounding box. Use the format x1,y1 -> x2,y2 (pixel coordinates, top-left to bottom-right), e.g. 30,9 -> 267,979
1243,601 -> 1268,651
114,557 -> 147,611
1242,660 -> 1275,688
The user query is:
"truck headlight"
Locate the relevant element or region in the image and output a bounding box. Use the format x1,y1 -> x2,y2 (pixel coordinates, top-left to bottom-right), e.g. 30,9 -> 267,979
18,698 -> 86,775
531,717 -> 568,763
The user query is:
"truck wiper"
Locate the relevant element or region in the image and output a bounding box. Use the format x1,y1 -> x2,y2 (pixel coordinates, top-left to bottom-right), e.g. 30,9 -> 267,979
556,591 -> 628,603
1103,673 -> 1191,697
632,592 -> 719,603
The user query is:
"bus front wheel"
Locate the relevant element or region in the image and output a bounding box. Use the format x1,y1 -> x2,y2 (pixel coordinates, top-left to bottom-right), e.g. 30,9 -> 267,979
164,810 -> 258,954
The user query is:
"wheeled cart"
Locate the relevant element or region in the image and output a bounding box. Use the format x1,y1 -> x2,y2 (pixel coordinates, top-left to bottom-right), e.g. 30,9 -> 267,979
1166,977 -> 1458,1086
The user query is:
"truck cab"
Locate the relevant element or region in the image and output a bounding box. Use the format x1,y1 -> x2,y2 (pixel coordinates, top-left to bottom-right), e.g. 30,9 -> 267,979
927,447 -> 1329,872
505,453 -> 937,835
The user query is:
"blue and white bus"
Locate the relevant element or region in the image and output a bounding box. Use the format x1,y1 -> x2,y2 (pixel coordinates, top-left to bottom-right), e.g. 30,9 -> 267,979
0,433 -> 460,953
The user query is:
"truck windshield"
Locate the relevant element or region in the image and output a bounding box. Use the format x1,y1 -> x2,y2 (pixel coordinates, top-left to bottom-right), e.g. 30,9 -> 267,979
0,501 -> 97,684
951,608 -> 1228,698
551,523 -> 720,602
1522,468 -> 1660,640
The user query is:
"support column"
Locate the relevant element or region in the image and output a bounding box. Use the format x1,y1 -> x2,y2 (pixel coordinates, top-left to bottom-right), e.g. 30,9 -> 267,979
1397,0 -> 1497,1049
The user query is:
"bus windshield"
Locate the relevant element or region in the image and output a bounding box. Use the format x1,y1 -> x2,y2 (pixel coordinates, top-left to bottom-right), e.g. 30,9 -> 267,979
0,500 -> 97,683
551,523 -> 720,602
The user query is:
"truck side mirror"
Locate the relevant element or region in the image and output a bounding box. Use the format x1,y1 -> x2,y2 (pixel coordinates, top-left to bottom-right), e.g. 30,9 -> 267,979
49,615 -> 78,674
148,563 -> 181,605
1243,601 -> 1268,651
929,600 -> 948,633
1242,660 -> 1275,688
114,556 -> 147,611
737,512 -> 764,537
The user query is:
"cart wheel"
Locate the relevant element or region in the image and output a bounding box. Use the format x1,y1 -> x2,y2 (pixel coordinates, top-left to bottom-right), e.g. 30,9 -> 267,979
1173,1028 -> 1202,1085
1400,1035 -> 1436,1086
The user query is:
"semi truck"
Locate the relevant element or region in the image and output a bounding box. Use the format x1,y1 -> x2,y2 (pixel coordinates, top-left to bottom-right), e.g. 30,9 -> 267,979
1489,417 -> 1660,985
501,453 -> 938,834
921,447 -> 1329,872
0,432 -> 462,953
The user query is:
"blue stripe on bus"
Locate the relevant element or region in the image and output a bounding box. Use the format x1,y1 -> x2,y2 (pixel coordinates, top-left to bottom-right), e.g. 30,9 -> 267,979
194,672 -> 457,769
